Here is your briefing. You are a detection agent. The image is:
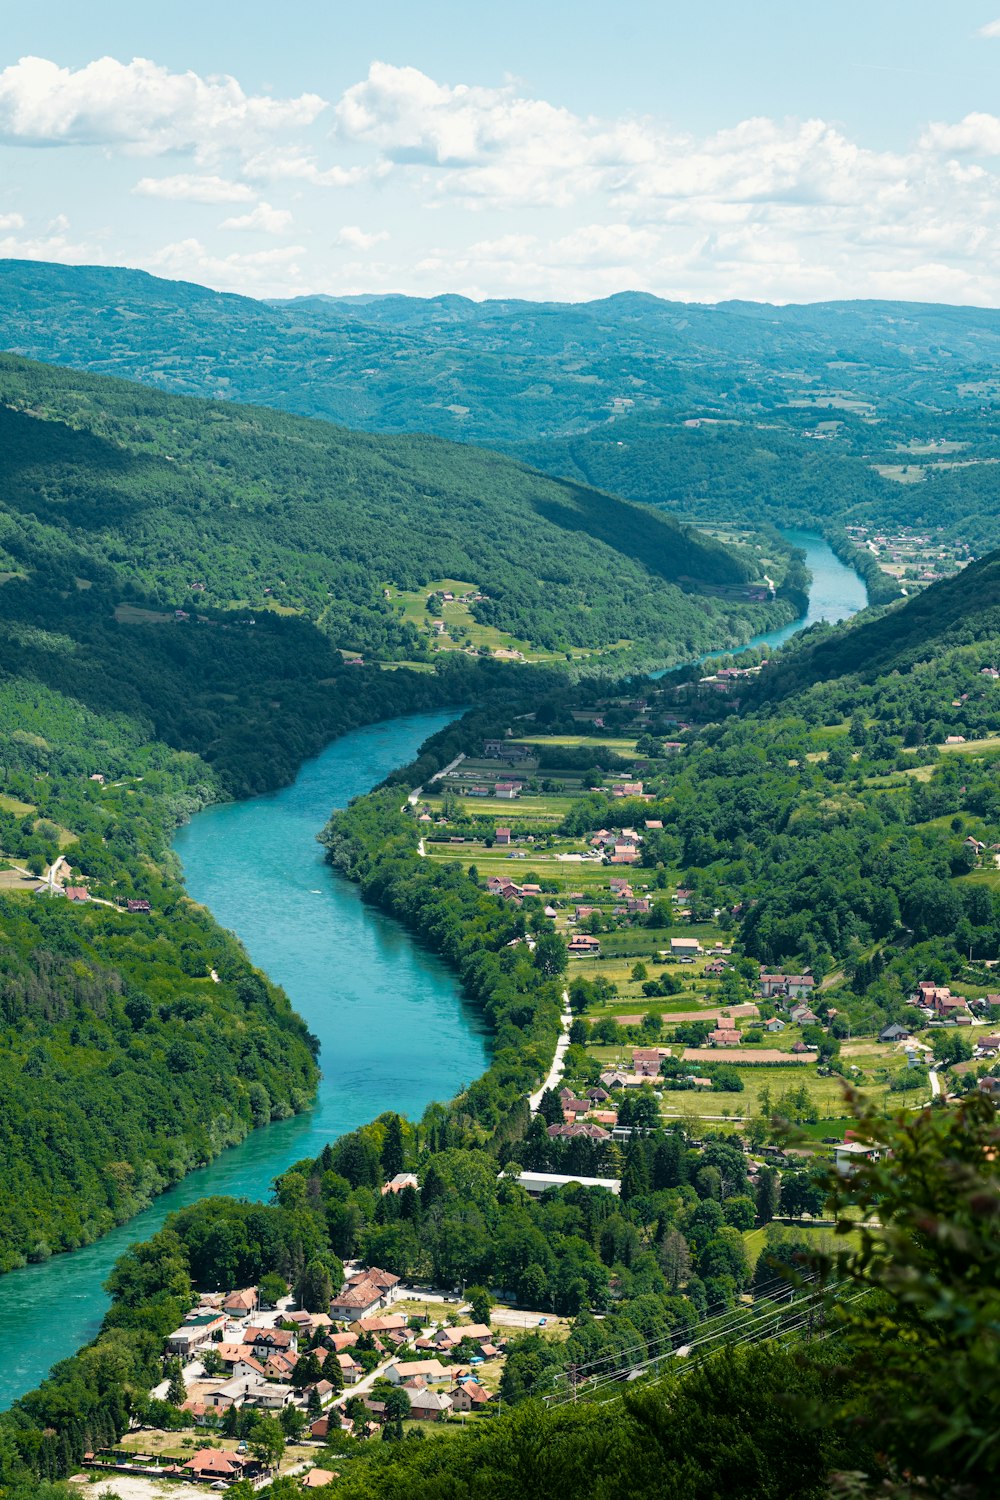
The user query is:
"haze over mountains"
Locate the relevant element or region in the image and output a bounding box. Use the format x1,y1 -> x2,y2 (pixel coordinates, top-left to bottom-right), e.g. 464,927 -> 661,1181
3,258 -> 999,554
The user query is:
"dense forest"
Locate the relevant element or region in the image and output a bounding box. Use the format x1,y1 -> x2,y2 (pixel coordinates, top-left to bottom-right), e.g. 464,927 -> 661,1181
4,261 -> 1000,552
0,355 -> 793,674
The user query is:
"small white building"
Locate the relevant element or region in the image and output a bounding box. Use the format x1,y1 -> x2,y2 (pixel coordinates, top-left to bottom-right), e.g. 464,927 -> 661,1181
502,1170 -> 621,1198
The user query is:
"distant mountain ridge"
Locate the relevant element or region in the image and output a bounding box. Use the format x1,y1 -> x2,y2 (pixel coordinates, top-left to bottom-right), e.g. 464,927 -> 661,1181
3,259 -> 1000,448
4,257 -> 1000,552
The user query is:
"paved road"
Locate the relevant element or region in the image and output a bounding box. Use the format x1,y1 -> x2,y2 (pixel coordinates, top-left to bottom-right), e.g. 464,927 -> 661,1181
529,990 -> 572,1112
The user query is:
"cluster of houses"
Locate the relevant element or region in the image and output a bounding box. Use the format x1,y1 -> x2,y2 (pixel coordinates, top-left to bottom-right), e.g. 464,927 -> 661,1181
152,1264 -> 508,1471
588,826 -> 644,864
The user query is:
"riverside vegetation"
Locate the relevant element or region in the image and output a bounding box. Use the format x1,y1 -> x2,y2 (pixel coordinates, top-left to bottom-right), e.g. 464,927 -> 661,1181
1,545 -> 998,1496
0,350 -> 799,1262
0,331 -> 995,1495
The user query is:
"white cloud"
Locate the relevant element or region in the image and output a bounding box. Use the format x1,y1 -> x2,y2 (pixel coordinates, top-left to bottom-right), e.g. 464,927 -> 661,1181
134,174 -> 256,204
978,19 -> 1000,37
241,148 -> 372,187
336,224 -> 389,250
921,111 -> 1000,155
0,211 -> 25,231
0,55 -> 325,154
147,237 -> 306,294
333,61 -> 651,205
220,201 -> 294,234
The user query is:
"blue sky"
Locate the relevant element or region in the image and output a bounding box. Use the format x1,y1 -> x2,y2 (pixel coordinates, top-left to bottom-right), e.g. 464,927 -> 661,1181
3,2 -> 1000,302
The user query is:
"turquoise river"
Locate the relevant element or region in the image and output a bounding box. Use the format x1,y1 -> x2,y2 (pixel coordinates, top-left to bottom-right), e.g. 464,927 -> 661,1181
0,530 -> 866,1408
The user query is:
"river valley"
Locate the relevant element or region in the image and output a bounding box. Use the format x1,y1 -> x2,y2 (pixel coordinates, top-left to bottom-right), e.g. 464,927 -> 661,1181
0,531 -> 866,1408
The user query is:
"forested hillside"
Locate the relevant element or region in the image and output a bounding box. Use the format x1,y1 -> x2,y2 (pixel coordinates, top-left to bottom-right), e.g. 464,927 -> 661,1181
0,355 -> 790,677
3,259 -> 999,552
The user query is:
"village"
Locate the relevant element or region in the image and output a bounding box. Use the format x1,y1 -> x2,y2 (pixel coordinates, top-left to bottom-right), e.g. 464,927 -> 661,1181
79,1256 -> 538,1494
410,719 -> 1000,1141
843,522 -> 974,592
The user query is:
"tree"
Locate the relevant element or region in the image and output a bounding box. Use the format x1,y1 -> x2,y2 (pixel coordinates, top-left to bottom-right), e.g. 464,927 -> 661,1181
321,1350 -> 345,1393
816,1091 -> 1000,1494
249,1413 -> 285,1468
931,1029 -> 973,1067
534,931 -> 567,977
631,962 -> 649,982
382,1386 -> 411,1426
381,1113 -> 405,1177
292,1350 -> 323,1388
259,1272 -> 287,1309
298,1259 -> 334,1313
465,1284 -> 494,1326
722,1195 -> 756,1231
621,1139 -> 651,1201
165,1360 -> 185,1406
538,1088 -> 563,1126
280,1405 -> 306,1440
755,1167 -> 779,1225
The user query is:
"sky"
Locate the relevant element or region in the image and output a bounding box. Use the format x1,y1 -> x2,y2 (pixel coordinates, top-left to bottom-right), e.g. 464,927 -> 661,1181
4,2 -> 1000,304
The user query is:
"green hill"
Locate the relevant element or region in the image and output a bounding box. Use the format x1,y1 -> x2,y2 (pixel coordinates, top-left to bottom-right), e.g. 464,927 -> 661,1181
3,258 -> 1000,550
0,353 -> 791,688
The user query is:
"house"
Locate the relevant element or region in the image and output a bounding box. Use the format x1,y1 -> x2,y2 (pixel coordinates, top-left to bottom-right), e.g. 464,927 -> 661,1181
644,820 -> 663,830
632,1048 -> 664,1076
546,1122 -> 610,1141
384,1358 -> 450,1386
759,973 -> 814,1000
126,898 -> 151,914
586,1086 -> 611,1103
381,1173 -> 419,1196
408,1388 -> 454,1421
330,1268 -> 400,1321
337,1352 -> 363,1383
449,1379 -> 491,1411
612,782 -> 644,798
433,1323 -> 493,1351
303,1471 -> 338,1490
670,938 -> 702,957
977,1076 -> 1000,1098
64,886 -> 90,902
204,1375 -> 295,1411
708,1028 -> 740,1047
834,1141 -> 883,1176
223,1287 -> 258,1317
568,934 -> 601,954
791,1040 -> 813,1055
495,827 -> 512,846
243,1327 -> 297,1361
185,1450 -> 248,1482
165,1311 -> 227,1358
482,739 -> 531,762
764,1017 -> 785,1033
354,1313 -> 409,1336
879,1023 -> 911,1043
493,782 -> 521,799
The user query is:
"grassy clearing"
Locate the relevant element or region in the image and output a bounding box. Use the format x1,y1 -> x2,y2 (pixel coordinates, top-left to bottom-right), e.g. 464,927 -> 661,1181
516,734 -> 640,753
114,602 -> 175,625
0,793 -> 34,815
940,735 -> 1000,754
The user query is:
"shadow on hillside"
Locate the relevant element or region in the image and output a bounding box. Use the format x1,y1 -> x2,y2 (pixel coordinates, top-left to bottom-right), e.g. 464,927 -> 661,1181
530,479 -> 747,590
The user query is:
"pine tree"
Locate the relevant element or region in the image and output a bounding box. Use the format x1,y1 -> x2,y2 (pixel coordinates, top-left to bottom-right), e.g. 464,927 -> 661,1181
381,1113 -> 405,1177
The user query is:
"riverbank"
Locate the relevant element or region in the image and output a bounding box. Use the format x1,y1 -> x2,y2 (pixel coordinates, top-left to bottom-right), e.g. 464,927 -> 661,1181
0,712 -> 485,1411
0,534 -> 867,1411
